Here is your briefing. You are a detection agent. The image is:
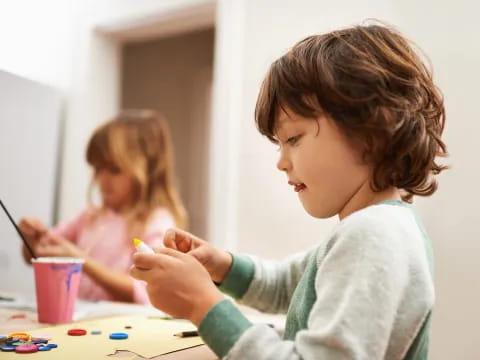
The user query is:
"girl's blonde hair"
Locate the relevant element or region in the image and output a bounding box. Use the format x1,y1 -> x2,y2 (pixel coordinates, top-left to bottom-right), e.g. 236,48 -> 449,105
86,109 -> 187,233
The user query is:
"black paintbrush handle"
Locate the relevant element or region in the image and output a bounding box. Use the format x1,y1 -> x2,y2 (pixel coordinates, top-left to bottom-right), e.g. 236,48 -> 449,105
0,200 -> 37,259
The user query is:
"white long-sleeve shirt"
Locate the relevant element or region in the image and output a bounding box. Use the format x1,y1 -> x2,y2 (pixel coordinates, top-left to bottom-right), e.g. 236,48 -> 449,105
198,200 -> 434,359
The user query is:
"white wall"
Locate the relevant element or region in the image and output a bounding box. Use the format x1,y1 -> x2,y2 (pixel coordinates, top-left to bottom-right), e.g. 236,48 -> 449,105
122,29 -> 214,237
221,0 -> 480,358
392,1 -> 480,357
0,0 -> 77,91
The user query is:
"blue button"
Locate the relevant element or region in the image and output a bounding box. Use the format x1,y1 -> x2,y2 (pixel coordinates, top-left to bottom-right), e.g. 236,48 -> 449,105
38,346 -> 51,351
47,343 -> 58,348
109,332 -> 128,340
0,345 -> 16,352
6,338 -> 19,345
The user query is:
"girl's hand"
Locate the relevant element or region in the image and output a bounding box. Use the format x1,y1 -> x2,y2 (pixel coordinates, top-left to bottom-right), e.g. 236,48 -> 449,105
130,248 -> 224,326
19,217 -> 49,263
163,228 -> 233,283
35,234 -> 85,259
18,217 -> 48,242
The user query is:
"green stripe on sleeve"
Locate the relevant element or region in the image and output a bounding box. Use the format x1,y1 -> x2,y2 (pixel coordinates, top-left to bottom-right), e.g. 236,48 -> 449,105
198,299 -> 253,358
218,254 -> 255,299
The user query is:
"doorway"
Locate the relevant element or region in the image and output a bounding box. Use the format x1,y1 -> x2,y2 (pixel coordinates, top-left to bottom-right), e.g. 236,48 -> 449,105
121,28 -> 214,237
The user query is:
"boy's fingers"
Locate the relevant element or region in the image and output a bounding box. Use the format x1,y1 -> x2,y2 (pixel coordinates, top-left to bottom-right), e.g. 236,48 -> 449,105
155,247 -> 188,260
132,253 -> 158,270
132,252 -> 179,271
163,229 -> 179,250
130,266 -> 149,281
159,239 -> 211,266
131,251 -> 184,281
188,247 -> 210,265
163,228 -> 194,253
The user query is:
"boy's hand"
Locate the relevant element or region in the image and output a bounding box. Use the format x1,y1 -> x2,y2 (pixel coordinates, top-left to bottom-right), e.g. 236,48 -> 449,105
130,248 -> 224,326
163,228 -> 232,283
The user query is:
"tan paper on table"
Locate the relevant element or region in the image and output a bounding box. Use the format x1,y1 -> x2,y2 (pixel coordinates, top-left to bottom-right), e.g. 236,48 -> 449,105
1,315 -> 203,359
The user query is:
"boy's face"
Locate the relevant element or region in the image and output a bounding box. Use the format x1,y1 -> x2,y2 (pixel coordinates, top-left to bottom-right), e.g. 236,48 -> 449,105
274,108 -> 370,219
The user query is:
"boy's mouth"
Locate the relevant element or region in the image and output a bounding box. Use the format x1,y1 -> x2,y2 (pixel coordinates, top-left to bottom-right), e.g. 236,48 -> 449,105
294,183 -> 306,192
289,181 -> 306,192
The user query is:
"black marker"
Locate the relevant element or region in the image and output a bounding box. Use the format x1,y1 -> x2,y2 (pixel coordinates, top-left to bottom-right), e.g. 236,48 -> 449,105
174,330 -> 199,338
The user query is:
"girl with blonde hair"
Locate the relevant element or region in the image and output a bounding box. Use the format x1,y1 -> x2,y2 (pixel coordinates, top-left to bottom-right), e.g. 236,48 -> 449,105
20,109 -> 186,303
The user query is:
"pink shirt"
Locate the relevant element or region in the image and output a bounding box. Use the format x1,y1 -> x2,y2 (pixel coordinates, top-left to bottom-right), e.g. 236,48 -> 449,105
52,207 -> 175,304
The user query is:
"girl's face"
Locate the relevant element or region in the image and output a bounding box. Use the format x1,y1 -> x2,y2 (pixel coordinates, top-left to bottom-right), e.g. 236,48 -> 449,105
274,109 -> 371,219
95,166 -> 135,212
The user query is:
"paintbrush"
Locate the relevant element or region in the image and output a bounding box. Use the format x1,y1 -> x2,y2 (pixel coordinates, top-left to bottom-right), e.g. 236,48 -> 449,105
0,199 -> 37,259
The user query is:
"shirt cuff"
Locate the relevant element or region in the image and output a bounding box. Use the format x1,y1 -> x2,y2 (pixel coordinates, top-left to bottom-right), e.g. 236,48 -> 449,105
198,299 -> 253,358
218,254 -> 255,299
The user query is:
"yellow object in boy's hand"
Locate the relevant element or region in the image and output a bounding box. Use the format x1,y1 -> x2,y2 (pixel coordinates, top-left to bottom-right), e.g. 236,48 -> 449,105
133,238 -> 155,254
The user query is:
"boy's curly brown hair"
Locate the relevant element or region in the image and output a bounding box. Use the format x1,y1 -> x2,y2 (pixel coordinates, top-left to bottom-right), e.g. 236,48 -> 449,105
255,23 -> 448,202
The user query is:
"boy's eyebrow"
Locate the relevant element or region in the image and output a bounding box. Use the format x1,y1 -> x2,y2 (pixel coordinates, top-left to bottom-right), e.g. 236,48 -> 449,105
272,114 -> 292,140
271,105 -> 298,141
274,111 -> 290,129
272,126 -> 289,144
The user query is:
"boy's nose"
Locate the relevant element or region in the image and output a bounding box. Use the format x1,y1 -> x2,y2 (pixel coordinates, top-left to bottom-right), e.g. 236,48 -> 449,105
276,152 -> 291,172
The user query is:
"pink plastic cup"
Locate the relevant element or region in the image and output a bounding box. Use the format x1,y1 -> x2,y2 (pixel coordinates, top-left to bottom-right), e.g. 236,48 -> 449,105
31,257 -> 84,324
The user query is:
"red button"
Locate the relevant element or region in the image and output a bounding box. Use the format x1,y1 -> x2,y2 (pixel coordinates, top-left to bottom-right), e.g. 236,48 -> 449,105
67,329 -> 87,336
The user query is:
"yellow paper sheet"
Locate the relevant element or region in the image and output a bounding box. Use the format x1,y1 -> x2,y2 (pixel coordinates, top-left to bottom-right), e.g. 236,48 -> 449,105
1,315 -> 203,360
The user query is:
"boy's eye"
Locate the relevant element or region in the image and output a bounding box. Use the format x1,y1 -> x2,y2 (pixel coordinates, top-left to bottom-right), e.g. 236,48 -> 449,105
286,135 -> 301,145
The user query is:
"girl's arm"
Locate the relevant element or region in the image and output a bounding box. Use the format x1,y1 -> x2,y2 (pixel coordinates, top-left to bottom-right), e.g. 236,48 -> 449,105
79,208 -> 176,304
33,233 -> 136,302
141,208 -> 176,249
82,257 -> 134,303
50,209 -> 87,243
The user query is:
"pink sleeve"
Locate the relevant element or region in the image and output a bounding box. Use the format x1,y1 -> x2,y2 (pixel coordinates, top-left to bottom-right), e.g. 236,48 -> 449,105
132,208 -> 176,304
50,209 -> 89,244
132,280 -> 152,305
141,208 -> 176,250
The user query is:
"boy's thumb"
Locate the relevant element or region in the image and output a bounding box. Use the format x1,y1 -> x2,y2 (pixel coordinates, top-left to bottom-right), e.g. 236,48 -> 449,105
188,247 -> 209,266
